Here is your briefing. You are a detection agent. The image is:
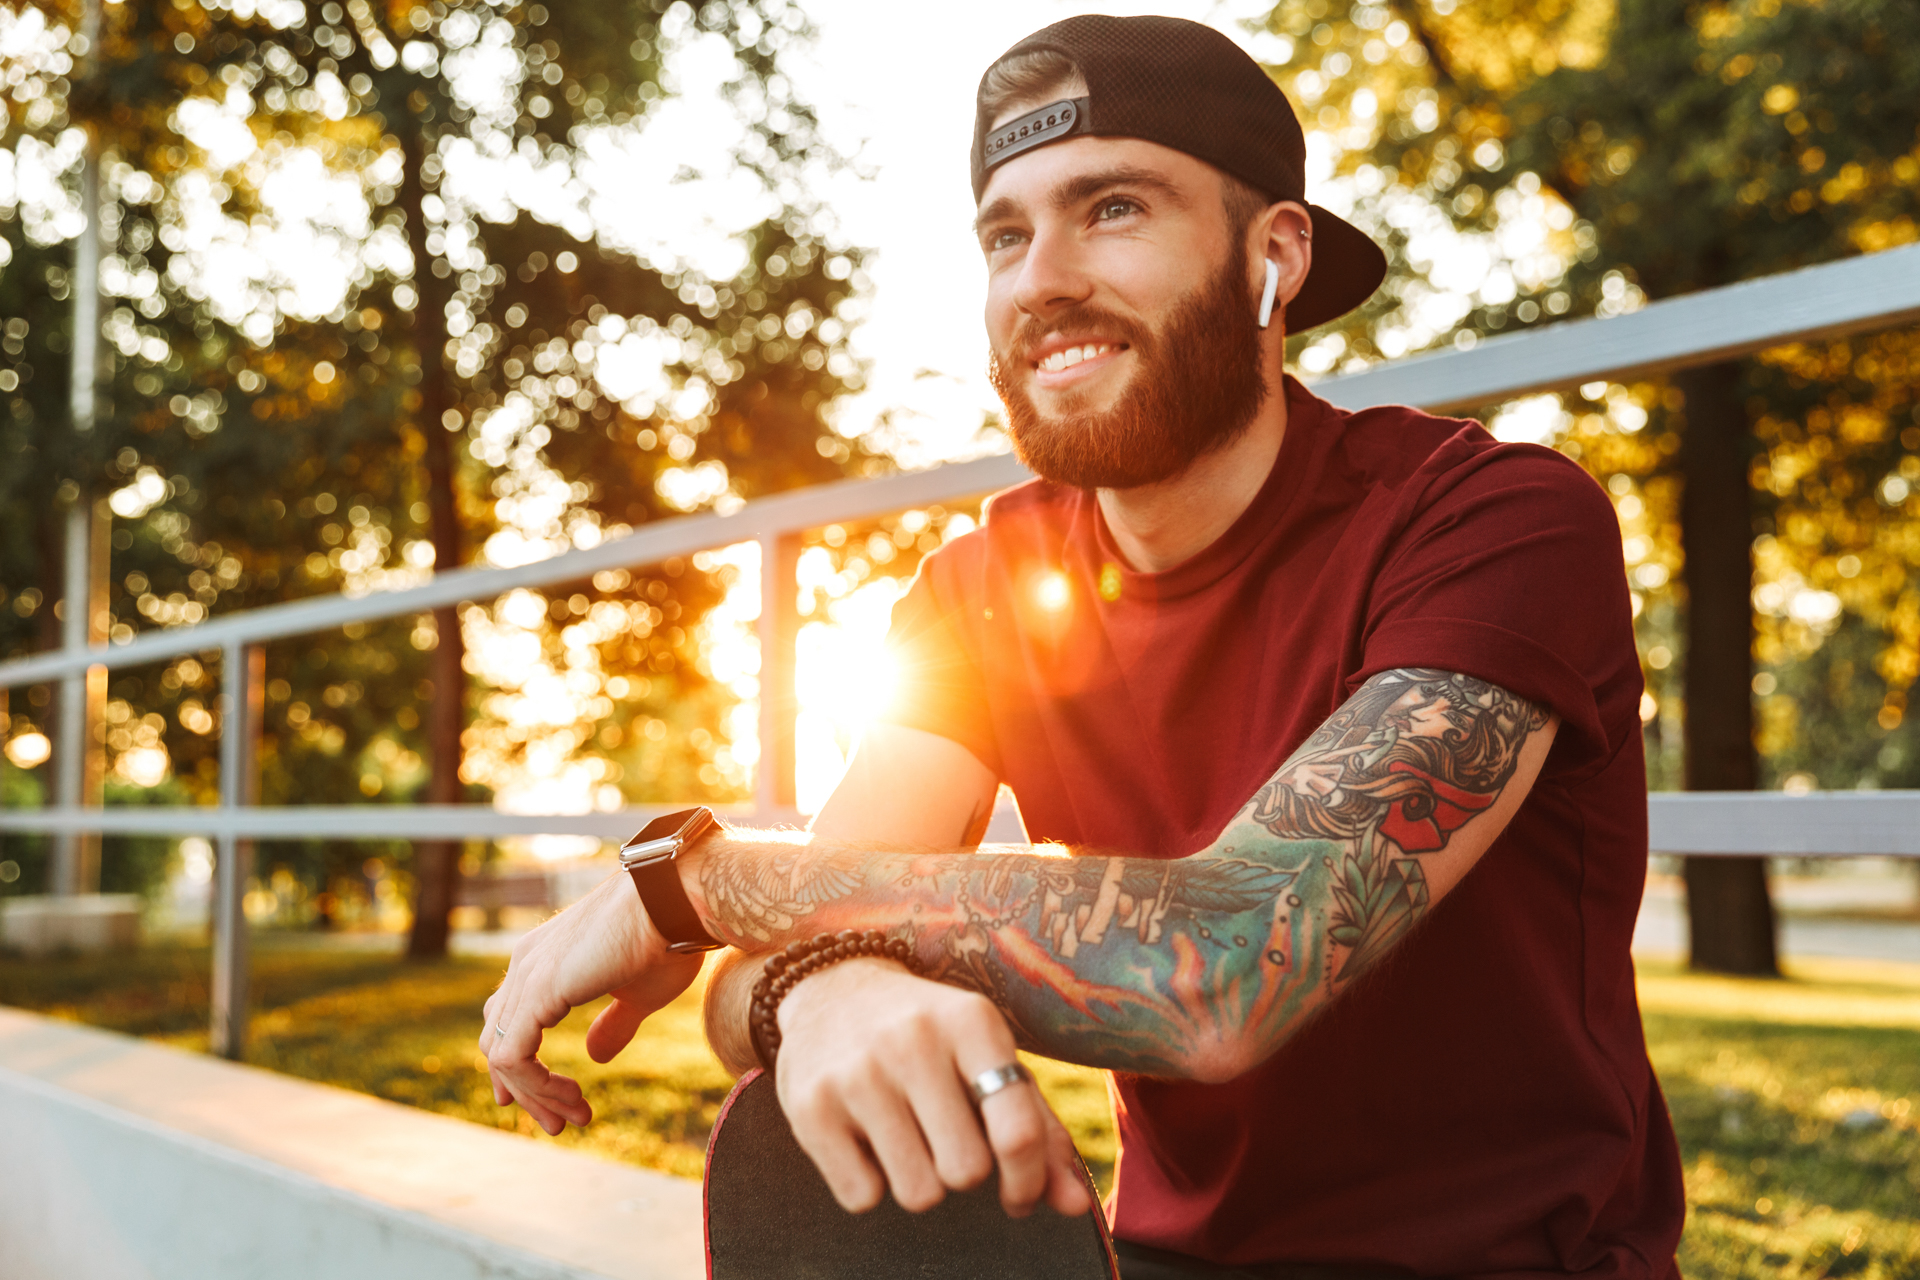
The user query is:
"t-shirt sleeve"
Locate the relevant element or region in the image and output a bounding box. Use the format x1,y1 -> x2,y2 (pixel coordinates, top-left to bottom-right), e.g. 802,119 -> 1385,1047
1354,441 -> 1640,778
875,552 -> 1003,778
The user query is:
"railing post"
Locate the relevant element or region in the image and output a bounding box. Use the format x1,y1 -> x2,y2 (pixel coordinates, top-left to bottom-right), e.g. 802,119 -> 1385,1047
756,532 -> 801,821
50,503 -> 90,897
80,500 -> 111,888
211,641 -> 263,1060
54,7 -> 105,897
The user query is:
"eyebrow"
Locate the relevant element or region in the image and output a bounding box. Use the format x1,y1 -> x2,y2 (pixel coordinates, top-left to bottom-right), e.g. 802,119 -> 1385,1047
973,164 -> 1192,234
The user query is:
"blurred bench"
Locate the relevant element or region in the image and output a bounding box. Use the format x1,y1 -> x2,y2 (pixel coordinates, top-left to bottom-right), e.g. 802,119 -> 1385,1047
456,869 -> 554,929
0,894 -> 142,957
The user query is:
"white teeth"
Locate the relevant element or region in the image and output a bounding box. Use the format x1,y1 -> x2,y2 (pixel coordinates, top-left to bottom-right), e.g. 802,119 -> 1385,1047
1038,343 -> 1117,373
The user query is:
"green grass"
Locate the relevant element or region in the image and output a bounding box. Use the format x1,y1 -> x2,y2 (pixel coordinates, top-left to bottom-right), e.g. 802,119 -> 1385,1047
1637,957 -> 1920,1278
4,941 -> 1917,1277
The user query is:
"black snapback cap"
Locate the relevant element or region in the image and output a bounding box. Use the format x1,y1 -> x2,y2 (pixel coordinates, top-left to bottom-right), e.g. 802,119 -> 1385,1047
971,14 -> 1386,333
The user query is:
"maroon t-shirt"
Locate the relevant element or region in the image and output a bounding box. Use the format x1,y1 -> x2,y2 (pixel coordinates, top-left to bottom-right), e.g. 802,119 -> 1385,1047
878,376 -> 1684,1277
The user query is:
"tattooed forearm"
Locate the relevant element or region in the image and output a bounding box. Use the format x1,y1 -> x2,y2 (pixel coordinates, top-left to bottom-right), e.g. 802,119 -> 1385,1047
694,668 -> 1550,1079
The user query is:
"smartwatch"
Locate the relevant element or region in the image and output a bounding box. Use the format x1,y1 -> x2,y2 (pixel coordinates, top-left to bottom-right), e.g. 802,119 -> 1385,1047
618,806 -> 724,954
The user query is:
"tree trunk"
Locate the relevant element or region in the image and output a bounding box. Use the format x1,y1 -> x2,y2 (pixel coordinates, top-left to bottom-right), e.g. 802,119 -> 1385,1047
398,121 -> 463,960
1675,359 -> 1779,976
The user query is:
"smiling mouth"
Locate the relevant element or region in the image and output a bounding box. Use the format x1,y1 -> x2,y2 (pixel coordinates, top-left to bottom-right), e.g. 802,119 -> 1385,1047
1034,342 -> 1127,374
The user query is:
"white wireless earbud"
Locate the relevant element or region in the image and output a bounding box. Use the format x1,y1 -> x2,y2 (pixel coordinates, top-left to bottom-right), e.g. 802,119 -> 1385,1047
1257,258 -> 1280,330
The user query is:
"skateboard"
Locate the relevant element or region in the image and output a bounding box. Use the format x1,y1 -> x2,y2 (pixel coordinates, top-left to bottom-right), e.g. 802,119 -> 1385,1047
703,1067 -> 1120,1279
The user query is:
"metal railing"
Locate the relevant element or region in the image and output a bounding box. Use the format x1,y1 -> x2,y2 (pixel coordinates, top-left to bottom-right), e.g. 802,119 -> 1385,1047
4,243 -> 1920,1052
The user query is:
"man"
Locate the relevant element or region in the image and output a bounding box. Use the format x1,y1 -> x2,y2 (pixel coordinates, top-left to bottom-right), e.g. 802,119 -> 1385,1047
483,15 -> 1685,1279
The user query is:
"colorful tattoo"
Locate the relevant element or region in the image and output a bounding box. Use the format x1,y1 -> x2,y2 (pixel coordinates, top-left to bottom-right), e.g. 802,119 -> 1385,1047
698,669 -> 1548,1077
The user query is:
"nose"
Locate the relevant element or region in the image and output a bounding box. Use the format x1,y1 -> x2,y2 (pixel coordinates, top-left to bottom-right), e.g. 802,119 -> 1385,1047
1011,224 -> 1094,322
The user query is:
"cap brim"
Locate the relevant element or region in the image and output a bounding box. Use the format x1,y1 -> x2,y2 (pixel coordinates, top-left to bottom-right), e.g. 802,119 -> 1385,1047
1287,206 -> 1387,334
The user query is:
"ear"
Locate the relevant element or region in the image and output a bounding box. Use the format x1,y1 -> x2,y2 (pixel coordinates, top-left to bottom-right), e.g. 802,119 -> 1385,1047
1248,199 -> 1314,323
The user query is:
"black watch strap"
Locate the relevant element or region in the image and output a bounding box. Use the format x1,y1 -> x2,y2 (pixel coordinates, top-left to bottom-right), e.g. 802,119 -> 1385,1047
626,856 -> 722,953
620,807 -> 724,954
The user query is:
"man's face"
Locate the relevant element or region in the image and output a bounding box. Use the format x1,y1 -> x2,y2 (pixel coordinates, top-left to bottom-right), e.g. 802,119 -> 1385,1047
975,135 -> 1269,490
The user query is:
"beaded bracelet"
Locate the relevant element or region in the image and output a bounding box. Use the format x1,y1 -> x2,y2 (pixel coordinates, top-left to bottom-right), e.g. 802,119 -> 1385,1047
748,928 -> 925,1073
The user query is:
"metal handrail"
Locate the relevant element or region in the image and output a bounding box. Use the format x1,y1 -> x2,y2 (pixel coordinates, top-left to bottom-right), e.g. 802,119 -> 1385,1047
4,792 -> 1919,856
4,244 -> 1915,692
4,243 -> 1919,1053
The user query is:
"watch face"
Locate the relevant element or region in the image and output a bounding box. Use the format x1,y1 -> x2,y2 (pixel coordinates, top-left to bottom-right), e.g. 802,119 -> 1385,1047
633,807 -> 705,846
621,807 -> 715,867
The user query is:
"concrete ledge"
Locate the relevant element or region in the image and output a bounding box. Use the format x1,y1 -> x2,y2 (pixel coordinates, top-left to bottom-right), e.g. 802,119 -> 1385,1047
0,1008 -> 702,1280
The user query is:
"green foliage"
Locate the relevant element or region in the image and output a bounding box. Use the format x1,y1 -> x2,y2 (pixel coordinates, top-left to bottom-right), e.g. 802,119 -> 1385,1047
1251,0 -> 1920,789
96,778 -> 189,900
0,1 -> 880,910
0,766 -> 180,900
1491,0 -> 1920,291
0,758 -> 48,896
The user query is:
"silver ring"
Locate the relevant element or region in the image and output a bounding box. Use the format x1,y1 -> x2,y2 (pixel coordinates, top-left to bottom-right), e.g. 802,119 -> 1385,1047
493,1024 -> 508,1038
969,1061 -> 1035,1105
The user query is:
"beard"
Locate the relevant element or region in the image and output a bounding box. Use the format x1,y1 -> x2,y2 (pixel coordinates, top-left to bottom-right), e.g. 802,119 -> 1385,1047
987,241 -> 1271,491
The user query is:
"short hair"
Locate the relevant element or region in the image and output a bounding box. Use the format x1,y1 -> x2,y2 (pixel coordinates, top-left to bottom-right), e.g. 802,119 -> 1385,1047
978,49 -> 1276,236
979,48 -> 1084,126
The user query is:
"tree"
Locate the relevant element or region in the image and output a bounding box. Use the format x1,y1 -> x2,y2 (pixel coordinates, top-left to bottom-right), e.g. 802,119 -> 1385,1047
315,0 -> 874,955
1248,0 -> 1920,973
1,0 -> 875,954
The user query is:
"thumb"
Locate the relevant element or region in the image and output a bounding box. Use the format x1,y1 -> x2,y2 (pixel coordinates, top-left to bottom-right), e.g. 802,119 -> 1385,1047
584,951 -> 706,1063
584,997 -> 648,1064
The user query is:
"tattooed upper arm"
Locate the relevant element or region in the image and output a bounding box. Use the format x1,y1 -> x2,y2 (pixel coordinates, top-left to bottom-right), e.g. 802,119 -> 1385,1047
690,668 -> 1557,1081
1240,668 -> 1552,978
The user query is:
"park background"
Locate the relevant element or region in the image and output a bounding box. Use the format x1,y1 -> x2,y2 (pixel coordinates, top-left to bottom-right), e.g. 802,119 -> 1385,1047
0,1 -> 1917,1277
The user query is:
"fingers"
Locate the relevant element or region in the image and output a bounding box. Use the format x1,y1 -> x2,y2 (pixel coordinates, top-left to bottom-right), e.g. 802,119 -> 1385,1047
977,1079 -> 1053,1217
783,1084 -> 889,1213
841,1070 -> 947,1213
899,1052 -> 996,1195
479,992 -> 513,1105
491,1044 -> 589,1134
476,870 -> 706,1136
974,1071 -> 1089,1218
784,1036 -> 988,1215
771,963 -> 1091,1221
948,1001 -> 1059,1218
487,984 -> 592,1134
1042,1106 -> 1094,1217
496,1064 -> 588,1134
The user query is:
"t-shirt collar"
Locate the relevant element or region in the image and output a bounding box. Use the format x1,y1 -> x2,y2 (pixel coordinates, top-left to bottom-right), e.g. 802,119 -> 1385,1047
1089,375 -> 1328,602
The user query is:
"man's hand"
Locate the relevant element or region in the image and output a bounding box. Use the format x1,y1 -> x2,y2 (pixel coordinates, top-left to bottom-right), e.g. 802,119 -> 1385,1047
481,871 -> 705,1134
773,957 -> 1093,1220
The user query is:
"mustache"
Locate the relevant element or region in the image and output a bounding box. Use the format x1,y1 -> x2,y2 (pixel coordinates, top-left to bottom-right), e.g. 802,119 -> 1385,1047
999,304 -> 1152,364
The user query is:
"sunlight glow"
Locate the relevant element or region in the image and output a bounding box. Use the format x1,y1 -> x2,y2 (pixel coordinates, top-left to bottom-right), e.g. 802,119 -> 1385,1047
1035,571 -> 1071,613
180,837 -> 215,886
1488,394 -> 1569,445
793,577 -> 908,814
4,731 -> 49,769
117,746 -> 171,788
